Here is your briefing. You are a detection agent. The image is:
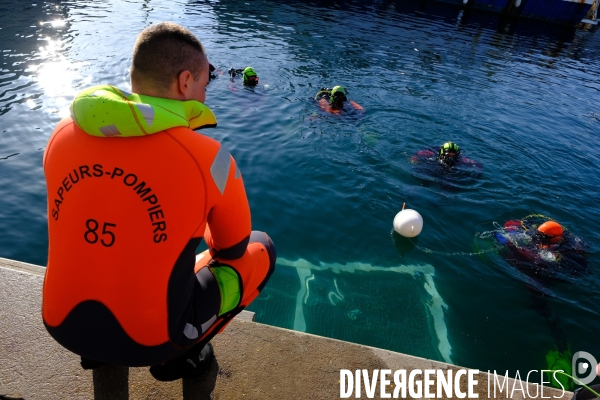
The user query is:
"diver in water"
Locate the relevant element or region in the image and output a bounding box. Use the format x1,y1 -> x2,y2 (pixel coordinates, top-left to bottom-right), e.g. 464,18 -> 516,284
493,216 -> 590,392
410,142 -> 482,168
208,62 -> 217,81
229,66 -> 259,86
314,86 -> 363,114
494,217 -> 588,276
409,142 -> 482,191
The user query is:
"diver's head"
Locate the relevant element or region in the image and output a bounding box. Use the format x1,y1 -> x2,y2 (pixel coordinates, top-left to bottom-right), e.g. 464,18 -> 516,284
242,66 -> 259,86
208,62 -> 216,81
438,142 -> 460,166
537,221 -> 564,244
330,86 -> 348,109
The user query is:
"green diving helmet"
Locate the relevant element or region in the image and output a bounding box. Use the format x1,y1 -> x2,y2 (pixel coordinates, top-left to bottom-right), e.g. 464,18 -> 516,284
242,67 -> 258,85
438,142 -> 460,165
330,86 -> 348,104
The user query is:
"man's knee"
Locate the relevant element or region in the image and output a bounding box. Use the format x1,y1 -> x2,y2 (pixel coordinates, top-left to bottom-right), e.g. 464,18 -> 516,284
249,230 -> 276,271
197,231 -> 276,307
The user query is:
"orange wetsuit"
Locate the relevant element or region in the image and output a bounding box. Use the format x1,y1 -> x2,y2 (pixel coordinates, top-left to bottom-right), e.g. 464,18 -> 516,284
42,86 -> 275,366
317,97 -> 363,114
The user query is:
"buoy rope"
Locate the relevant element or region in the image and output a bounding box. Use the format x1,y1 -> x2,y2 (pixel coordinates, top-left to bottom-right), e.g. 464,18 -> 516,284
397,214 -> 558,257
408,239 -> 502,256
396,222 -> 510,257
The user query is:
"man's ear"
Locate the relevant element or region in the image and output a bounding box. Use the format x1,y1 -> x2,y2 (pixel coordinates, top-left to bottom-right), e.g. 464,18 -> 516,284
177,70 -> 194,99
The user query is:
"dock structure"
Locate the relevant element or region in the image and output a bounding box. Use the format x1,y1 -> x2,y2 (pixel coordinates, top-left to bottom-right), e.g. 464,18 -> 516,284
434,0 -> 596,25
0,258 -> 572,399
581,0 -> 599,24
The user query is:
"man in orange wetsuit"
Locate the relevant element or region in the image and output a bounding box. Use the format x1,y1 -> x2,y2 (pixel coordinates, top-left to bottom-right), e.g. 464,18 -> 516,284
314,86 -> 363,114
42,22 -> 276,381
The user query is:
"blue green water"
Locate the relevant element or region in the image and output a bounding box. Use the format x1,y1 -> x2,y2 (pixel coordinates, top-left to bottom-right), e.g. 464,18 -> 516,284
1,0 -> 599,378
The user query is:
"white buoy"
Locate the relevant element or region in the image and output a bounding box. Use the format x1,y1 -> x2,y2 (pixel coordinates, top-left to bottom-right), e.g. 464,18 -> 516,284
393,203 -> 423,238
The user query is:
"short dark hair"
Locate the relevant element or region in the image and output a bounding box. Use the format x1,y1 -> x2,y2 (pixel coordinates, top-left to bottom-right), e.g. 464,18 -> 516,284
131,22 -> 207,94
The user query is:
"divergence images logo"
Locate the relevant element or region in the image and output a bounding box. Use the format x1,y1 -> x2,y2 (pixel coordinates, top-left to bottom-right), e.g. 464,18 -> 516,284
572,351 -> 598,386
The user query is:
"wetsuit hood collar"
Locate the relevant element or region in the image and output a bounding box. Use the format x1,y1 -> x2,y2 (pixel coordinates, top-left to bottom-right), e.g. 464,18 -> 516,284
70,85 -> 217,137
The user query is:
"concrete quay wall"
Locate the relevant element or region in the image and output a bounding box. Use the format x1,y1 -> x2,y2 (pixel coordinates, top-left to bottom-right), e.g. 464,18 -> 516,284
0,258 -> 570,399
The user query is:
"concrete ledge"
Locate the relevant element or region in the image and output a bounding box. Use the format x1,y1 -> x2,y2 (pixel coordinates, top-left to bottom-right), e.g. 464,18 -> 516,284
0,257 -> 571,399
